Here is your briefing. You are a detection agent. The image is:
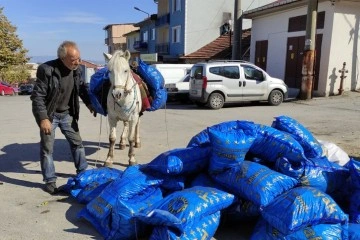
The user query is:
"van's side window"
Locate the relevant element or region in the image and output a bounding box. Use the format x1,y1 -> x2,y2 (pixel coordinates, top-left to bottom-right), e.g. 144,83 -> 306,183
209,67 -> 221,75
243,66 -> 264,81
223,66 -> 239,79
210,66 -> 239,79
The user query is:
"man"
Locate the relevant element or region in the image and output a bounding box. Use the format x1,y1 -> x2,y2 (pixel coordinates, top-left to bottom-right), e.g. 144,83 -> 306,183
31,41 -> 96,194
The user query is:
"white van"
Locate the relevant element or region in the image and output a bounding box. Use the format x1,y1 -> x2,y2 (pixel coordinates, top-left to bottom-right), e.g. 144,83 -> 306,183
152,64 -> 193,84
189,60 -> 288,109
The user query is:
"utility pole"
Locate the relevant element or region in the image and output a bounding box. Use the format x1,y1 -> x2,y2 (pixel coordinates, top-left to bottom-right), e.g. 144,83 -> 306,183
300,0 -> 318,100
232,0 -> 242,60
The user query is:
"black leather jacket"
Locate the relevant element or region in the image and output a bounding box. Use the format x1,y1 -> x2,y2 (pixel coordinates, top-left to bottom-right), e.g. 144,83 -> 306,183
31,59 -> 91,125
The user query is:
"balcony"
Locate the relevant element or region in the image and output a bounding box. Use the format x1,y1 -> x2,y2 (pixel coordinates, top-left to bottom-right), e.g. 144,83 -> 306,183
156,43 -> 169,54
104,38 -> 109,45
133,41 -> 148,50
155,13 -> 170,27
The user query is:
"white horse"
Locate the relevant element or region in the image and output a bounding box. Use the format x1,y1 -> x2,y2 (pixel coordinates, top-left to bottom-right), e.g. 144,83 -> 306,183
103,50 -> 142,166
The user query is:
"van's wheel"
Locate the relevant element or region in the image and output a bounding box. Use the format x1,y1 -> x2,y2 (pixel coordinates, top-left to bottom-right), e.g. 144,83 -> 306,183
208,93 -> 224,109
1,90 -> 4,96
268,89 -> 283,106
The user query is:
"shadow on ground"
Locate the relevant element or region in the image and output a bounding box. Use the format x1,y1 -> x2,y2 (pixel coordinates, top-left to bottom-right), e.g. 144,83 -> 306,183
0,139 -> 111,189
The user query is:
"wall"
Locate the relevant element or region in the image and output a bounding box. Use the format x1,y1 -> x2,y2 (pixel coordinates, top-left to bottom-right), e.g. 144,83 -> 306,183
327,1 -> 360,94
250,6 -> 306,79
185,0 -> 234,56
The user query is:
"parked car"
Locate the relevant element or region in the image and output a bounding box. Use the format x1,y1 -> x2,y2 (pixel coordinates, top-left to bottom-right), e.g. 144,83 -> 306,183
0,81 -> 17,96
152,64 -> 193,85
19,84 -> 34,95
189,60 -> 288,109
165,74 -> 190,103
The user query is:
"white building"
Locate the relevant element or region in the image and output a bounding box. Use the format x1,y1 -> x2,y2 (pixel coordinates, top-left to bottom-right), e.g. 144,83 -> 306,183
244,0 -> 360,96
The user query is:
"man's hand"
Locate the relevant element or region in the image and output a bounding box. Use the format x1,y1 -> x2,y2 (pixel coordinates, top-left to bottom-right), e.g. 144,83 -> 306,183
40,119 -> 52,135
87,104 -> 97,117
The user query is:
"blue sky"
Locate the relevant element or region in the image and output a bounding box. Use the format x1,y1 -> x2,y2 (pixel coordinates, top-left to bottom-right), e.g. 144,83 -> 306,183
0,0 -> 158,63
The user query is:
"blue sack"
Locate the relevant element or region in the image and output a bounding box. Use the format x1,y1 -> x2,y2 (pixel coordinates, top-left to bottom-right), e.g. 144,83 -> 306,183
89,67 -> 110,116
140,146 -> 211,176
148,87 -> 167,111
348,159 -> 360,223
107,187 -> 163,240
272,115 -> 323,158
211,161 -> 298,207
349,223 -> 360,240
251,218 -> 345,240
137,59 -> 167,111
349,158 -> 360,190
261,186 -> 349,235
149,211 -> 221,240
187,120 -> 240,147
138,59 -> 164,90
208,127 -> 255,173
275,156 -> 349,193
223,197 -> 260,222
189,173 -> 224,189
136,186 -> 234,233
237,121 -> 306,163
350,191 -> 360,224
78,166 -> 163,238
64,167 -> 123,201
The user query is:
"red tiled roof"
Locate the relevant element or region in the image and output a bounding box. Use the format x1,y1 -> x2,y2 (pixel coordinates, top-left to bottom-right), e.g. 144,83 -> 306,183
181,29 -> 251,61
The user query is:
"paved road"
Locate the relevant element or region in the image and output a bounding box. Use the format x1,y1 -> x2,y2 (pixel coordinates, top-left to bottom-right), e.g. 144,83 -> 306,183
0,92 -> 359,239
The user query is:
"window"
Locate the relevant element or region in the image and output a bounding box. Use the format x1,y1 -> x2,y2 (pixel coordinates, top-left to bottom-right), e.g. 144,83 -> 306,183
191,66 -> 203,79
210,66 -> 240,79
143,31 -> 148,42
172,26 -> 181,43
242,66 -> 264,80
288,11 -> 325,32
151,28 -> 155,41
173,0 -> 181,12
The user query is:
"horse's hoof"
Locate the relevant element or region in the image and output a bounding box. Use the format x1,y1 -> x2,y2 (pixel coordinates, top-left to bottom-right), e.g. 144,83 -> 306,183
103,161 -> 113,167
119,144 -> 126,150
128,161 -> 137,166
135,142 -> 141,148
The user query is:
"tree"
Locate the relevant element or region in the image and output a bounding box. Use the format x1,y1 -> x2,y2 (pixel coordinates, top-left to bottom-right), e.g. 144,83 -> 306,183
0,7 -> 29,84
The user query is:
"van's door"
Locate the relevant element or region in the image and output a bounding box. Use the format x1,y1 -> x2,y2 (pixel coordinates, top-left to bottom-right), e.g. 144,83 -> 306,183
241,65 -> 268,101
219,65 -> 242,102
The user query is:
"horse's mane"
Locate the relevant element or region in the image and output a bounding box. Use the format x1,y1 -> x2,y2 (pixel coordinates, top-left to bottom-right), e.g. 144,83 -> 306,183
108,50 -> 129,71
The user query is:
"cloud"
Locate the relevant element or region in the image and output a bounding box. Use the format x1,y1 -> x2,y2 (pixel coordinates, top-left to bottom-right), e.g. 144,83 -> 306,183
29,12 -> 107,25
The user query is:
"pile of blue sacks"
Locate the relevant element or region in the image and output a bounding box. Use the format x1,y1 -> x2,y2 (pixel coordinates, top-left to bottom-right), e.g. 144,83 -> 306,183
64,115 -> 359,239
88,59 -> 167,116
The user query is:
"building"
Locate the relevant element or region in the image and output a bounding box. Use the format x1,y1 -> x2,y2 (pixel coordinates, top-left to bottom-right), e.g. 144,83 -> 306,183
133,0 -> 234,63
244,0 -> 360,96
104,24 -> 139,54
134,16 -> 158,63
123,29 -> 141,63
80,60 -> 102,84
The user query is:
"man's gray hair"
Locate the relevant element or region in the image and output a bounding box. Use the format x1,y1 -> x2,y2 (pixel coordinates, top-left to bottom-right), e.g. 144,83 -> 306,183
57,41 -> 78,59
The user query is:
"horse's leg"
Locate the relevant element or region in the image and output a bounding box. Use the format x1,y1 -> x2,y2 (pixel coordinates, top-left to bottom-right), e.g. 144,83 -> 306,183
127,119 -> 137,166
134,117 -> 141,148
104,116 -> 117,166
119,121 -> 128,150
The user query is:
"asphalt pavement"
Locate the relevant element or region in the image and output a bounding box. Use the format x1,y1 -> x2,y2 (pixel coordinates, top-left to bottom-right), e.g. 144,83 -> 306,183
0,91 -> 359,239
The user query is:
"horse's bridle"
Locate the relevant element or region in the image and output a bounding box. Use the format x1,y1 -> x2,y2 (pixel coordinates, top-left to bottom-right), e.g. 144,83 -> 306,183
111,72 -> 138,113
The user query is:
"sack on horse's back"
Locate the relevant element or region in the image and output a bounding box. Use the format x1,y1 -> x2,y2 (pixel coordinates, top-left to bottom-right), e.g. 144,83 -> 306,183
89,67 -> 110,116
137,59 -> 167,111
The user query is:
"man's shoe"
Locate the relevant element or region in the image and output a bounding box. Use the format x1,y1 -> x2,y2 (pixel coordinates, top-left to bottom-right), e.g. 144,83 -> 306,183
44,182 -> 58,194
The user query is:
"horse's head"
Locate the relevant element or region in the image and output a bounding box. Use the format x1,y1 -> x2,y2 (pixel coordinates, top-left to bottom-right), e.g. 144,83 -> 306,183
104,50 -> 132,100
